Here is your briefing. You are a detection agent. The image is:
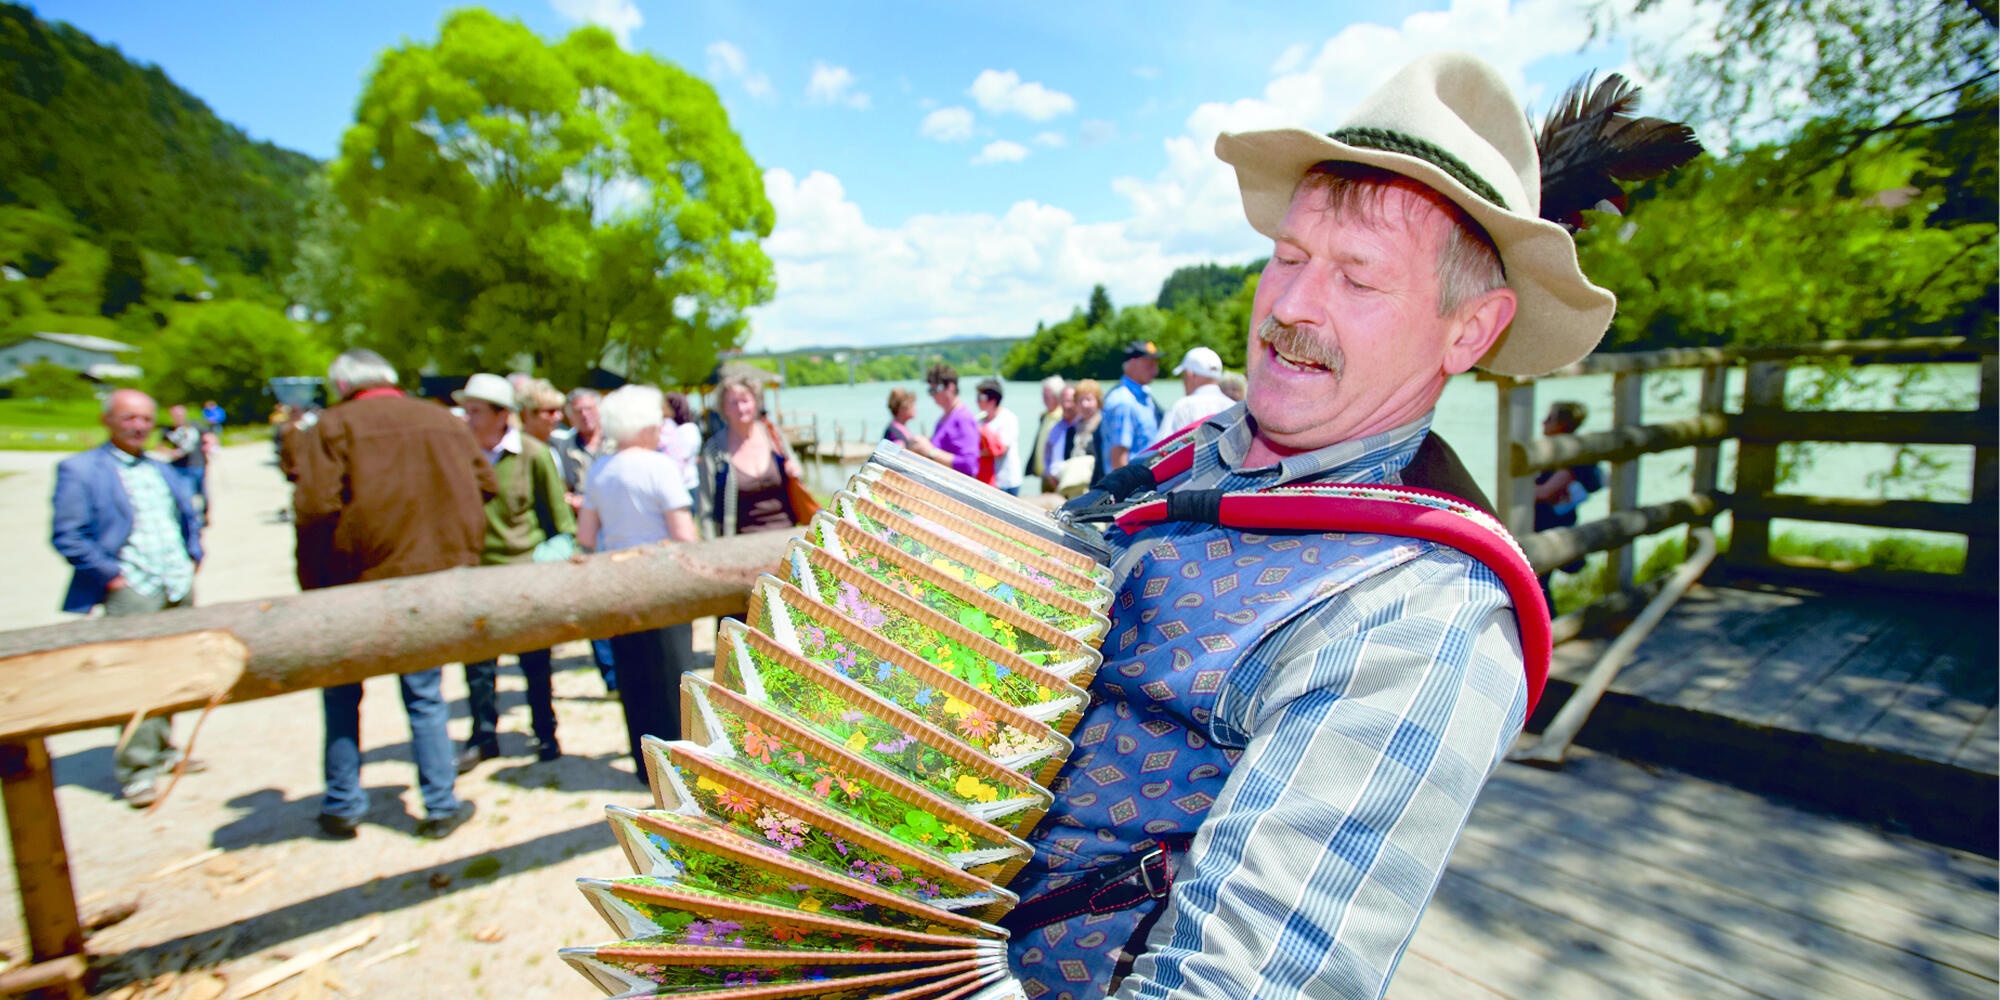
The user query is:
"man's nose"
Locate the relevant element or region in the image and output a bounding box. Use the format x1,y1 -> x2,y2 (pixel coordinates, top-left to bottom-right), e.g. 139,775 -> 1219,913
1268,268 -> 1330,328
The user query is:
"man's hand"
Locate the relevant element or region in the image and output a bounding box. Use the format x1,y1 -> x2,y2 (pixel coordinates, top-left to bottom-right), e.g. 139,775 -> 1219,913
106,575 -> 128,591
1109,445 -> 1130,470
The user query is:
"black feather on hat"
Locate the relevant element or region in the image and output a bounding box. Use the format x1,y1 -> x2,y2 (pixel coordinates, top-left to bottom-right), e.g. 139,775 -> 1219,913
1535,73 -> 1704,232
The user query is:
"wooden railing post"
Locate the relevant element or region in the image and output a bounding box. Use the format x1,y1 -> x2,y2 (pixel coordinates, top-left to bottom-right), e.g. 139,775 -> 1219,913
1497,377 -> 1537,539
1609,372 -> 1644,591
1690,363 -> 1729,552
1733,360 -> 1789,569
0,739 -> 86,999
1969,350 -> 1997,583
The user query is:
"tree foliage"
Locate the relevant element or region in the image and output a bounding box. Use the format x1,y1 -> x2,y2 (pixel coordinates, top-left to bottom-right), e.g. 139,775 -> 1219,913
1578,141 -> 1996,351
1154,260 -> 1265,310
1003,269 -> 1258,381
320,10 -> 776,387
140,300 -> 333,419
9,361 -> 91,402
0,3 -> 318,296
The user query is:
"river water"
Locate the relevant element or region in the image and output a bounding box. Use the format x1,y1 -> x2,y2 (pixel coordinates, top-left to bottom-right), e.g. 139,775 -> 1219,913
770,365 -> 1979,555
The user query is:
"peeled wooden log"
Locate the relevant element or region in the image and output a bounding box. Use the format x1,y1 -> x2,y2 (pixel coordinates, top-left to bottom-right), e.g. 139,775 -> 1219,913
1520,494 -> 1722,575
0,530 -> 798,743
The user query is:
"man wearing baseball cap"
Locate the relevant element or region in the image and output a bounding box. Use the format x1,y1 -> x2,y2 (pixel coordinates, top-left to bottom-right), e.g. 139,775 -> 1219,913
1093,340 -> 1164,482
1155,346 -> 1232,438
451,373 -> 575,773
1004,52 -> 1652,1000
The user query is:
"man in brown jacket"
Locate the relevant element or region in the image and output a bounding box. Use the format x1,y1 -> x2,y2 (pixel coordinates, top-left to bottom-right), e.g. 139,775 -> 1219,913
293,348 -> 495,840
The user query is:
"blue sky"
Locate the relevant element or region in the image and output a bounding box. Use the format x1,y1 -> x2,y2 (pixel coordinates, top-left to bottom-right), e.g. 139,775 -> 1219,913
34,0 -> 1686,350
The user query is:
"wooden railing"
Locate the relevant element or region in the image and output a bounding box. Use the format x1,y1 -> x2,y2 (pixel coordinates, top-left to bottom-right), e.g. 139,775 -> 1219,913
0,530 -> 799,998
1483,337 -> 1997,621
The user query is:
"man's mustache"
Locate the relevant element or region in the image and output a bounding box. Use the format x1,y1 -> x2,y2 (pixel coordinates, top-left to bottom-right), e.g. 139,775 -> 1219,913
1256,316 -> 1343,376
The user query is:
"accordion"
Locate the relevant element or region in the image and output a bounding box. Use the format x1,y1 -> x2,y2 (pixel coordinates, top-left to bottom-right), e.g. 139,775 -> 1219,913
563,443 -> 1113,1000
560,438 -> 1549,999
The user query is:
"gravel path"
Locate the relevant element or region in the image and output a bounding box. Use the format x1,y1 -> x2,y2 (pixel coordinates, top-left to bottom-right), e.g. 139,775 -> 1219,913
0,442 -> 709,998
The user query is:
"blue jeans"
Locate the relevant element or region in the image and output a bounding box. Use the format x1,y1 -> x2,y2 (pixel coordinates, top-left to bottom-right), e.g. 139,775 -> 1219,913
463,649 -> 555,751
592,638 -> 617,691
320,667 -> 458,821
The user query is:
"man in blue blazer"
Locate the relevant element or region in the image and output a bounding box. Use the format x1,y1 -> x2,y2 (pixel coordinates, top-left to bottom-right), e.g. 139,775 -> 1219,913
51,388 -> 204,807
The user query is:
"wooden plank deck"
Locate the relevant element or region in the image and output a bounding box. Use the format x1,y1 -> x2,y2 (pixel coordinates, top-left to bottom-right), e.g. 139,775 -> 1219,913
1537,579 -> 1997,849
1550,580 -> 1995,774
1395,750 -> 1999,999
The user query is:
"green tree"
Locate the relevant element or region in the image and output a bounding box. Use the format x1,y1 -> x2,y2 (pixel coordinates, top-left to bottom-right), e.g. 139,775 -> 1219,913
7,361 -> 91,401
141,300 -> 334,420
325,10 -> 775,386
1084,284 -> 1113,328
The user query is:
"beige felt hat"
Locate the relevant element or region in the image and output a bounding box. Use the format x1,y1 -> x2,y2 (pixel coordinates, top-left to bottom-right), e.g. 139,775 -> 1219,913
1214,51 -> 1614,376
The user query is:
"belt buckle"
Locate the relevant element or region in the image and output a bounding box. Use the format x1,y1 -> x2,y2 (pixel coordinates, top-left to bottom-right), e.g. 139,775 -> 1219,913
1135,846 -> 1169,899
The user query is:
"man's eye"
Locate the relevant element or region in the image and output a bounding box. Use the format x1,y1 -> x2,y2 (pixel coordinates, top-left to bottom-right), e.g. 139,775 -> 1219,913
1346,275 -> 1374,291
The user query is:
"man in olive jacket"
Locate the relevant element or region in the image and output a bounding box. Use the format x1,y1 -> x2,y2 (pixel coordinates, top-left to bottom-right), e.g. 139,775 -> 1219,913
293,349 -> 495,840
452,373 -> 576,771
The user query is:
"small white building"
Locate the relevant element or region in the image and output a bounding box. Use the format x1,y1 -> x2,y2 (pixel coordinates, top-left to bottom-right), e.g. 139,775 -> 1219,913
0,332 -> 143,383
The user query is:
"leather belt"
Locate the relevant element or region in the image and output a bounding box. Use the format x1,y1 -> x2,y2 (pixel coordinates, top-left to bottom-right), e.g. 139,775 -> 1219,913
999,838 -> 1191,936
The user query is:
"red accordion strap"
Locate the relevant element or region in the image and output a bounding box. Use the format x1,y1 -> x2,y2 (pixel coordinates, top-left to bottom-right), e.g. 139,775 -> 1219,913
1114,484 -> 1551,714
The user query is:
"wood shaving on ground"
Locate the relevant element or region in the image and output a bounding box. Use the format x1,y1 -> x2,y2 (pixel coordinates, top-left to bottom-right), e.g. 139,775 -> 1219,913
223,919 -> 378,999
353,940 -> 418,971
148,847 -> 225,880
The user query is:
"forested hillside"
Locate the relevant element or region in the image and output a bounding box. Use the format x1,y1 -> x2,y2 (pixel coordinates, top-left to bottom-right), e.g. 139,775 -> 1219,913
1,3 -> 318,315
0,2 -> 328,415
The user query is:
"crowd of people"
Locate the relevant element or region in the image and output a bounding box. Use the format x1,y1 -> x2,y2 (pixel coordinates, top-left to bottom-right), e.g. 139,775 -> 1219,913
886,344 -> 1246,498
47,352 -> 820,840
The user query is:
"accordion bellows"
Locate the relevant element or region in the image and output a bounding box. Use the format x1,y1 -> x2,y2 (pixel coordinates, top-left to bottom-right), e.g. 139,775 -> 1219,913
563,444 -> 1111,999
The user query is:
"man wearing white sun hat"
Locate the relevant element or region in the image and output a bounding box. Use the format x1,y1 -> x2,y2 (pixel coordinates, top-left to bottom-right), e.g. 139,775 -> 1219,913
1004,51 -> 1695,1000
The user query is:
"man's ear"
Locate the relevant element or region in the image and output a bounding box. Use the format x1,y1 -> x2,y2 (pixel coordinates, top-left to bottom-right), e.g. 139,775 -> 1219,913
1441,287 -> 1517,375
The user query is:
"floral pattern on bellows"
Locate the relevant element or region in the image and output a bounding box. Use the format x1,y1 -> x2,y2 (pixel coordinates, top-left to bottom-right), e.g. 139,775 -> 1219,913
678,764 -> 971,906
761,580 -> 1069,726
865,489 -> 1111,588
723,632 -> 1048,816
845,508 -> 1106,609
578,956 -> 937,993
622,827 -> 936,932
836,527 -> 1098,639
603,887 -> 962,954
704,702 -> 1022,860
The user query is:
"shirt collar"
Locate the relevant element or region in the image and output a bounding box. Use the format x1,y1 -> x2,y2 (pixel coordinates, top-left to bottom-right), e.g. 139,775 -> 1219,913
1119,375 -> 1150,400
1210,406 -> 1432,486
489,427 -> 522,459
107,443 -> 144,466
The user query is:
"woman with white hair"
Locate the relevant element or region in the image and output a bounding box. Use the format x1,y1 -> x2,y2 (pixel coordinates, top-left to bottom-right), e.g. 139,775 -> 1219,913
576,384 -> 697,779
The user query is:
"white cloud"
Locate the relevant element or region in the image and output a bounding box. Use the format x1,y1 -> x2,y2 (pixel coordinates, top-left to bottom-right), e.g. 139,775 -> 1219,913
747,168 -> 1203,350
971,140 -> 1030,165
1110,0 -> 1598,248
747,0 -> 1649,350
968,69 -> 1076,121
1031,131 -> 1066,148
1269,43 -> 1310,75
1132,66 -> 1160,80
806,62 -> 871,109
920,106 -> 976,142
550,0 -> 642,47
705,41 -> 773,100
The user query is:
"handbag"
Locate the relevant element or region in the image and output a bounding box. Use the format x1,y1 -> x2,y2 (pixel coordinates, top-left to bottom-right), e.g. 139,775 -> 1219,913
763,418 -> 822,525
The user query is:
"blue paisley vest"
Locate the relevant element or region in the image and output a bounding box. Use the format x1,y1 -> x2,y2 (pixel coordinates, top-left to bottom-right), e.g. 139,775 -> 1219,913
1006,513 -> 1439,1000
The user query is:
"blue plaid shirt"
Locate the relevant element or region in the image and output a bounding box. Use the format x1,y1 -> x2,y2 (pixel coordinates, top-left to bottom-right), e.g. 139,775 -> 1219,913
1099,375 -> 1159,461
109,447 -> 196,601
1114,404 -> 1527,1000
